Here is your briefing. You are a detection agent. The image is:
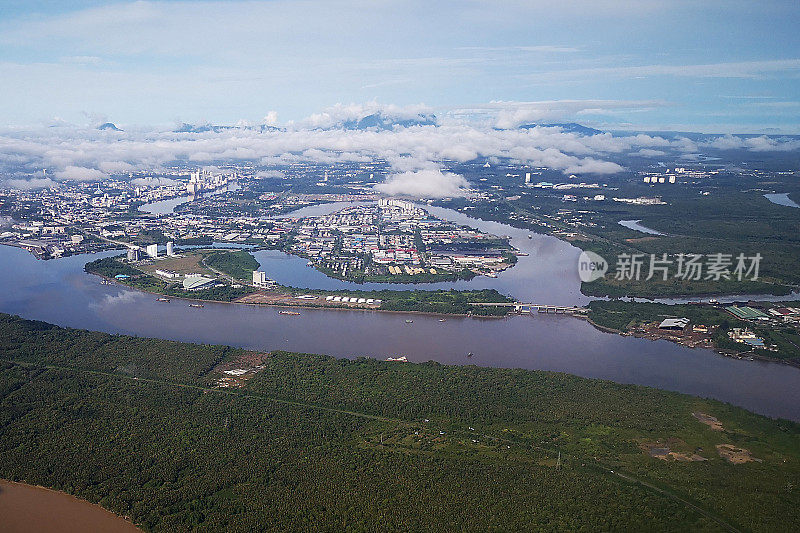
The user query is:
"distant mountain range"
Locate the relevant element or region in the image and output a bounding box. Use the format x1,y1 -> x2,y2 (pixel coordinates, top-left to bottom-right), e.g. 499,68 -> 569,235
517,122 -> 604,136
174,123 -> 283,134
97,122 -> 122,131
173,112 -> 437,133
337,112 -> 437,131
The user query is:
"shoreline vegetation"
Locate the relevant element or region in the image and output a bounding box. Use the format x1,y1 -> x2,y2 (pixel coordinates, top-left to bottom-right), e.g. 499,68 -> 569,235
1,312 -> 799,531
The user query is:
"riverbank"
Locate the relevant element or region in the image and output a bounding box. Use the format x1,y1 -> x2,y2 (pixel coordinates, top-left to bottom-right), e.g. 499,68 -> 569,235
587,300 -> 800,367
0,480 -> 140,533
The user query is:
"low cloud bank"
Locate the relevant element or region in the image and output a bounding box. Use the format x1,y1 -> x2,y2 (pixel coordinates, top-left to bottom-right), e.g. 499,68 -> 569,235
375,169 -> 470,198
1,101 -> 797,192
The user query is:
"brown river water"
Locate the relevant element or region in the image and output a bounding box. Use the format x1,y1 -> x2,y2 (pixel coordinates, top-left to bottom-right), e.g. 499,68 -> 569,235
0,480 -> 139,532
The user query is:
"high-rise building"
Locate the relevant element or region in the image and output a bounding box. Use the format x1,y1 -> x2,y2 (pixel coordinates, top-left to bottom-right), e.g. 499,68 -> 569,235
146,244 -> 158,258
127,248 -> 140,262
253,270 -> 271,288
525,172 -> 531,184
166,241 -> 175,256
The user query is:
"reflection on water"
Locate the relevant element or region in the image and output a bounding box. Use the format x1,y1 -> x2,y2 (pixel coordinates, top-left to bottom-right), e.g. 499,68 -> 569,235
764,193 -> 800,208
2,243 -> 800,420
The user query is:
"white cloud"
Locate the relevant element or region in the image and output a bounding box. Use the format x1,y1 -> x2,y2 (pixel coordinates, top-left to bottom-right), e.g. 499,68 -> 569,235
706,134 -> 800,151
54,165 -> 107,181
375,169 -> 470,198
3,177 -> 59,190
1,101 -> 797,191
263,111 -> 279,126
634,149 -> 666,157
480,100 -> 670,129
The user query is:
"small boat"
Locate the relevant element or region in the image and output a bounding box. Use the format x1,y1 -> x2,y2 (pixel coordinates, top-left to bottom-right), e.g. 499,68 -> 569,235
156,297 -> 170,302
279,310 -> 301,316
189,303 -> 204,308
467,352 -> 473,358
306,261 -> 313,267
405,319 -> 413,324
385,356 -> 408,362
438,319 -> 446,322
528,234 -> 533,239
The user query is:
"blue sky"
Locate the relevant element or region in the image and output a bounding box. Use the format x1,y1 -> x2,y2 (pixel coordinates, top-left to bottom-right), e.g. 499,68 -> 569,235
1,0 -> 799,132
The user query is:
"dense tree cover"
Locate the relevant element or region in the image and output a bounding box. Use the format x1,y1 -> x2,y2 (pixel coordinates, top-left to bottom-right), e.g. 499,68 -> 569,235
202,250 -> 260,281
175,236 -> 213,246
0,313 -> 799,531
295,288 -> 513,315
588,300 -> 800,361
84,256 -> 141,278
0,314 -> 235,382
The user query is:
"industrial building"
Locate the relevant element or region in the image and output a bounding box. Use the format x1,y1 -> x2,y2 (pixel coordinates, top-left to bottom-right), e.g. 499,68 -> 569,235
183,274 -> 216,291
658,317 -> 690,330
725,306 -> 769,320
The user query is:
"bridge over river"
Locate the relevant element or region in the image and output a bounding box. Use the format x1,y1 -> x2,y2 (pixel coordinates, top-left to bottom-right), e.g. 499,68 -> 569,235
470,302 -> 589,314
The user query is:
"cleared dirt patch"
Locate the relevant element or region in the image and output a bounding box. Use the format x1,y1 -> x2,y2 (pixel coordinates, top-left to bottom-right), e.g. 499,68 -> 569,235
693,412 -> 724,431
716,444 -> 755,464
139,252 -> 214,276
640,438 -> 707,462
624,236 -> 660,243
212,351 -> 269,389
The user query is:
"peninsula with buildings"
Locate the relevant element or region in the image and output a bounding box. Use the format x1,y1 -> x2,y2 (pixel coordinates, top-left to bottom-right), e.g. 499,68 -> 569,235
274,199 -> 518,283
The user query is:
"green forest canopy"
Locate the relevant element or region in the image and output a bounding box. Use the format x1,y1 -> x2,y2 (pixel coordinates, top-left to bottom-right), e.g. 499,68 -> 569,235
1,313 -> 799,531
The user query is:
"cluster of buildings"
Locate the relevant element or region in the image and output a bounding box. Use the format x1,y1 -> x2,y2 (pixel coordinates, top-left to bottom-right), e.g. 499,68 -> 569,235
280,200 -> 516,279
728,328 -> 767,348
127,241 -> 175,261
187,169 -> 234,195
725,304 -> 800,325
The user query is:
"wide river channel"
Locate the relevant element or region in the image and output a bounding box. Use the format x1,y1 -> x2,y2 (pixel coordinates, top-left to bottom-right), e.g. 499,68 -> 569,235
2,200 -> 800,420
